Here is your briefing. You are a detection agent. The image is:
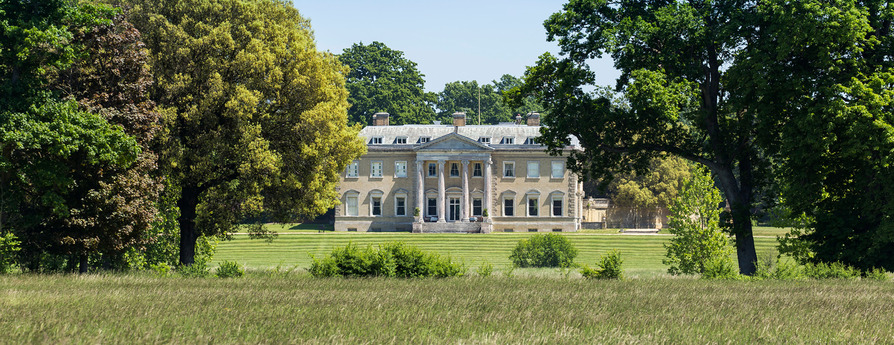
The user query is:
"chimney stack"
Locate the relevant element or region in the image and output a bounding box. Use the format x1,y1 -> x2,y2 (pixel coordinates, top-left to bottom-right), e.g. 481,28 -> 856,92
452,112 -> 466,127
526,112 -> 540,126
373,112 -> 390,126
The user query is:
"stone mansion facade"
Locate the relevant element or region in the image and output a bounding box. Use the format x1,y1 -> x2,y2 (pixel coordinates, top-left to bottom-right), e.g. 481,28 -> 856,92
335,112 -> 584,233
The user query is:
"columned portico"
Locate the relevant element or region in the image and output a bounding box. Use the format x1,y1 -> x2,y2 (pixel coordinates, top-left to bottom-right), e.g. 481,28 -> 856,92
484,157 -> 492,216
437,160 -> 446,223
415,160 -> 423,221
461,160 -> 470,222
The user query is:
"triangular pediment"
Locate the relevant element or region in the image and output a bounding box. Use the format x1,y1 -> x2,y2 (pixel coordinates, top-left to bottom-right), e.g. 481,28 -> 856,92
415,132 -> 493,151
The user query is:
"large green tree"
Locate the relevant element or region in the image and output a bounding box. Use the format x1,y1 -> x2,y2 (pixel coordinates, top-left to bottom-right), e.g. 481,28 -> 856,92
51,9 -> 162,272
437,80 -> 511,124
514,0 -> 894,274
513,0 -> 769,274
123,0 -> 365,265
606,156 -> 692,210
339,41 -> 437,126
734,1 -> 894,271
437,75 -> 545,125
0,0 -> 142,271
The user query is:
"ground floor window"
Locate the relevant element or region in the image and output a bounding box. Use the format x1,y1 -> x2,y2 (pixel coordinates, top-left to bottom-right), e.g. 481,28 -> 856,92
395,196 -> 406,216
346,195 -> 358,216
528,197 -> 539,217
552,197 -> 563,216
427,198 -> 437,218
371,196 -> 382,216
472,198 -> 482,217
448,197 -> 460,221
503,197 -> 514,216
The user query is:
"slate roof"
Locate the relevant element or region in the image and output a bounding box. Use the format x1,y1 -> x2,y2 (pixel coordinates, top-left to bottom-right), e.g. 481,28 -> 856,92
359,124 -> 580,151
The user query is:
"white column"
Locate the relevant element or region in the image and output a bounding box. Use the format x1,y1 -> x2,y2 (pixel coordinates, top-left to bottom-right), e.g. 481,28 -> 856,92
415,159 -> 424,222
461,159 -> 470,222
484,157 -> 492,217
437,160 -> 446,223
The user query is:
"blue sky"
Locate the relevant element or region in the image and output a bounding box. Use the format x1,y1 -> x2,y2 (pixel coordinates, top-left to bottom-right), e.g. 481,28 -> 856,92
294,0 -> 619,92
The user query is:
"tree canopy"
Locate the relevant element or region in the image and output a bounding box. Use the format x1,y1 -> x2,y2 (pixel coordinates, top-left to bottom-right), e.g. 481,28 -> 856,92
437,75 -> 546,125
734,1 -> 894,271
606,156 -> 692,210
0,0 -> 145,271
339,41 -> 438,126
513,0 -> 893,273
123,0 -> 365,265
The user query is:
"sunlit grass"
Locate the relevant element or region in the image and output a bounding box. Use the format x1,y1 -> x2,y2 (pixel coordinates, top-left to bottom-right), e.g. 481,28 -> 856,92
213,232 -> 782,275
2,274 -> 892,344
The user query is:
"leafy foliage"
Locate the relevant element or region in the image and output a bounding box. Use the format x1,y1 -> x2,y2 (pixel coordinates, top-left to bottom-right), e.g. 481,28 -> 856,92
700,256 -> 739,280
509,234 -> 578,268
580,250 -> 623,280
740,2 -> 894,272
606,156 -> 692,209
123,0 -> 365,265
663,168 -> 733,275
216,260 -> 244,278
510,0 -> 798,275
309,242 -> 464,278
475,261 -> 493,277
0,232 -> 20,273
339,41 -> 438,126
802,262 -> 862,280
437,75 -> 545,125
0,0 -> 145,271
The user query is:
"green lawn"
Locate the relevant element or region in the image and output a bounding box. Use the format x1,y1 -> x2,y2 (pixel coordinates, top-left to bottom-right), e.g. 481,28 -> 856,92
213,231 -> 783,276
3,274 -> 892,344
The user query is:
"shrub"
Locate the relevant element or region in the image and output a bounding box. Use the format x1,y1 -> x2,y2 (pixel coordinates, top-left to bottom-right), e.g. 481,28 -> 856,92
309,242 -> 464,278
178,261 -> 210,278
383,242 -> 434,278
475,262 -> 493,277
581,250 -> 624,280
803,262 -> 861,280
509,233 -> 578,268
769,259 -> 804,280
216,261 -> 244,278
865,267 -> 890,281
502,265 -> 515,278
701,256 -> 739,280
0,232 -> 21,273
663,167 -> 734,275
150,262 -> 173,277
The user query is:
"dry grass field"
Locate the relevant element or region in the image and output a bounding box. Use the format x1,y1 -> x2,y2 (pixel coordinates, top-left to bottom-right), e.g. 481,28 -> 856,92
2,273 -> 893,344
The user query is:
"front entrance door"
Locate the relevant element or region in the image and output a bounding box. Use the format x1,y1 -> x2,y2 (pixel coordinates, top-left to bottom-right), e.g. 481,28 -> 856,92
448,197 -> 460,221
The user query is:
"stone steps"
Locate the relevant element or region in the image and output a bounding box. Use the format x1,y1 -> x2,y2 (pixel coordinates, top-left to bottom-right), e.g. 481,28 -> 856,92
416,222 -> 481,233
620,228 -> 660,234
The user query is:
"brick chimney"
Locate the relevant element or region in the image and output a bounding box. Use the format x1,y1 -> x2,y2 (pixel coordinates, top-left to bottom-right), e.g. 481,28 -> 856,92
526,112 -> 540,126
373,112 -> 390,126
452,112 -> 466,127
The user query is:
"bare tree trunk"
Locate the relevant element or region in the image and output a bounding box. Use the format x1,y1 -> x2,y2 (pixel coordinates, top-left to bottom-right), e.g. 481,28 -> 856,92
178,186 -> 200,266
78,255 -> 88,274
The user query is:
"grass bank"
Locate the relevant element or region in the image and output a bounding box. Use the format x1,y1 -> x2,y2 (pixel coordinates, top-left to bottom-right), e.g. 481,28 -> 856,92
213,231 -> 784,276
2,274 -> 892,344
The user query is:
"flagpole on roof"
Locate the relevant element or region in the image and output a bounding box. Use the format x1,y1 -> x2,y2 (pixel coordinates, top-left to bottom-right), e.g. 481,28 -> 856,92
477,87 -> 481,125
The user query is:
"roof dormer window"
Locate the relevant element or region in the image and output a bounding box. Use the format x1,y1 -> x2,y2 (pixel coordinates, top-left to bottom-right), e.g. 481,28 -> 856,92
503,137 -> 514,145
479,137 -> 491,144
526,137 -> 538,145
370,137 -> 383,144
419,137 -> 431,143
395,136 -> 407,144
